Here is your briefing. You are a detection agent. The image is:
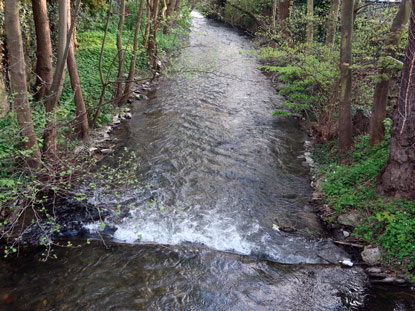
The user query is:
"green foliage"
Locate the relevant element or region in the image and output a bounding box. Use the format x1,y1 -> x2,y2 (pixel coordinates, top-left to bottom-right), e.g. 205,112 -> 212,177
0,148 -> 142,260
315,134 -> 389,212
314,133 -> 415,277
259,44 -> 339,119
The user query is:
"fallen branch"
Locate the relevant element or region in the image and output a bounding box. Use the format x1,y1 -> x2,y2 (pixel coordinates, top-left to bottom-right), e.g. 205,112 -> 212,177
334,240 -> 364,248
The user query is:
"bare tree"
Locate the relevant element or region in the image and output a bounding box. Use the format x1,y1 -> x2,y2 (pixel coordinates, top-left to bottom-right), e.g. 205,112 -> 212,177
32,0 -> 53,99
115,0 -> 126,100
380,3 -> 415,199
369,0 -> 410,145
121,0 -> 146,105
43,0 -> 68,155
147,0 -> 161,70
4,0 -> 41,168
67,0 -> 89,140
43,0 -> 81,155
338,0 -> 354,150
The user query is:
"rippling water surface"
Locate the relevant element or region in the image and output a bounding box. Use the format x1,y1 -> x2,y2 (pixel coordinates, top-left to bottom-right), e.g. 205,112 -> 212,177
86,11 -> 347,265
2,11 -> 415,311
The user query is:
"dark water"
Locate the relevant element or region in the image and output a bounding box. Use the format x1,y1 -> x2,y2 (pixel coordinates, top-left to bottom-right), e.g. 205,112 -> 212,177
2,12 -> 415,311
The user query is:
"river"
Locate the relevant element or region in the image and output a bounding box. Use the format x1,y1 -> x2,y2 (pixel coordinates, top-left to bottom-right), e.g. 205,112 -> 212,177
1,11 -> 414,311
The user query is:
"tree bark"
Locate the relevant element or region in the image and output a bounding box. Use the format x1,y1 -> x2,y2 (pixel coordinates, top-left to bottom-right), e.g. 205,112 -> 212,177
163,0 -> 177,34
325,0 -> 340,47
306,0 -> 314,52
369,0 -> 410,146
4,0 -> 41,168
115,0 -> 126,100
0,76 -> 8,119
147,0 -> 161,70
338,0 -> 354,150
174,0 -> 181,14
120,0 -> 146,105
43,0 -> 67,155
143,1 -> 151,49
380,3 -> 415,199
67,0 -> 89,140
43,0 -> 80,156
279,0 -> 291,41
32,0 -> 53,100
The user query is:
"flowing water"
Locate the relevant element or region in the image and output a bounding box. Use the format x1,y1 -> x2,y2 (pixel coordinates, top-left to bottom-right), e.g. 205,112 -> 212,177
2,12 -> 415,311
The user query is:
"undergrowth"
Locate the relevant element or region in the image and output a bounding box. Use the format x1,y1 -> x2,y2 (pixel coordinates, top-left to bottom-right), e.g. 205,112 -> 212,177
313,132 -> 415,279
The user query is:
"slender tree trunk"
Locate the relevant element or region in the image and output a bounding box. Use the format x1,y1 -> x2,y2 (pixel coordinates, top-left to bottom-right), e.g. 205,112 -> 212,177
326,0 -> 340,47
4,0 -> 41,168
380,2 -> 415,199
0,76 -> 8,119
338,0 -> 354,150
369,0 -> 410,146
43,0 -> 67,155
174,0 -> 181,14
147,0 -> 161,70
306,0 -> 313,51
279,0 -> 291,41
161,0 -> 168,19
120,0 -> 146,105
163,0 -> 177,34
270,0 -> 277,46
143,1 -> 152,49
32,0 -> 53,100
67,0 -> 89,140
92,0 -> 113,128
115,0 -> 126,100
353,0 -> 360,24
43,0 -> 81,155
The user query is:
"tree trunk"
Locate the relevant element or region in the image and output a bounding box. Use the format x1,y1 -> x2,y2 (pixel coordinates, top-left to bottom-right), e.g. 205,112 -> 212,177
269,0 -> 277,47
338,0 -> 354,150
279,0 -> 291,41
353,0 -> 360,24
147,0 -> 161,70
380,3 -> 415,199
32,0 -> 53,100
67,0 -> 89,140
369,0 -> 410,146
163,0 -> 177,34
115,0 -> 126,101
4,0 -> 41,168
43,0 -> 67,155
174,0 -> 181,14
120,0 -> 146,105
306,0 -> 314,52
325,0 -> 340,47
43,0 -> 81,155
143,1 -> 151,49
0,76 -> 8,119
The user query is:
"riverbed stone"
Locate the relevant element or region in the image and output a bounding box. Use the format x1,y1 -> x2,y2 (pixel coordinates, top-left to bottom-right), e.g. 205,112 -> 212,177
337,211 -> 362,227
361,246 -> 382,265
